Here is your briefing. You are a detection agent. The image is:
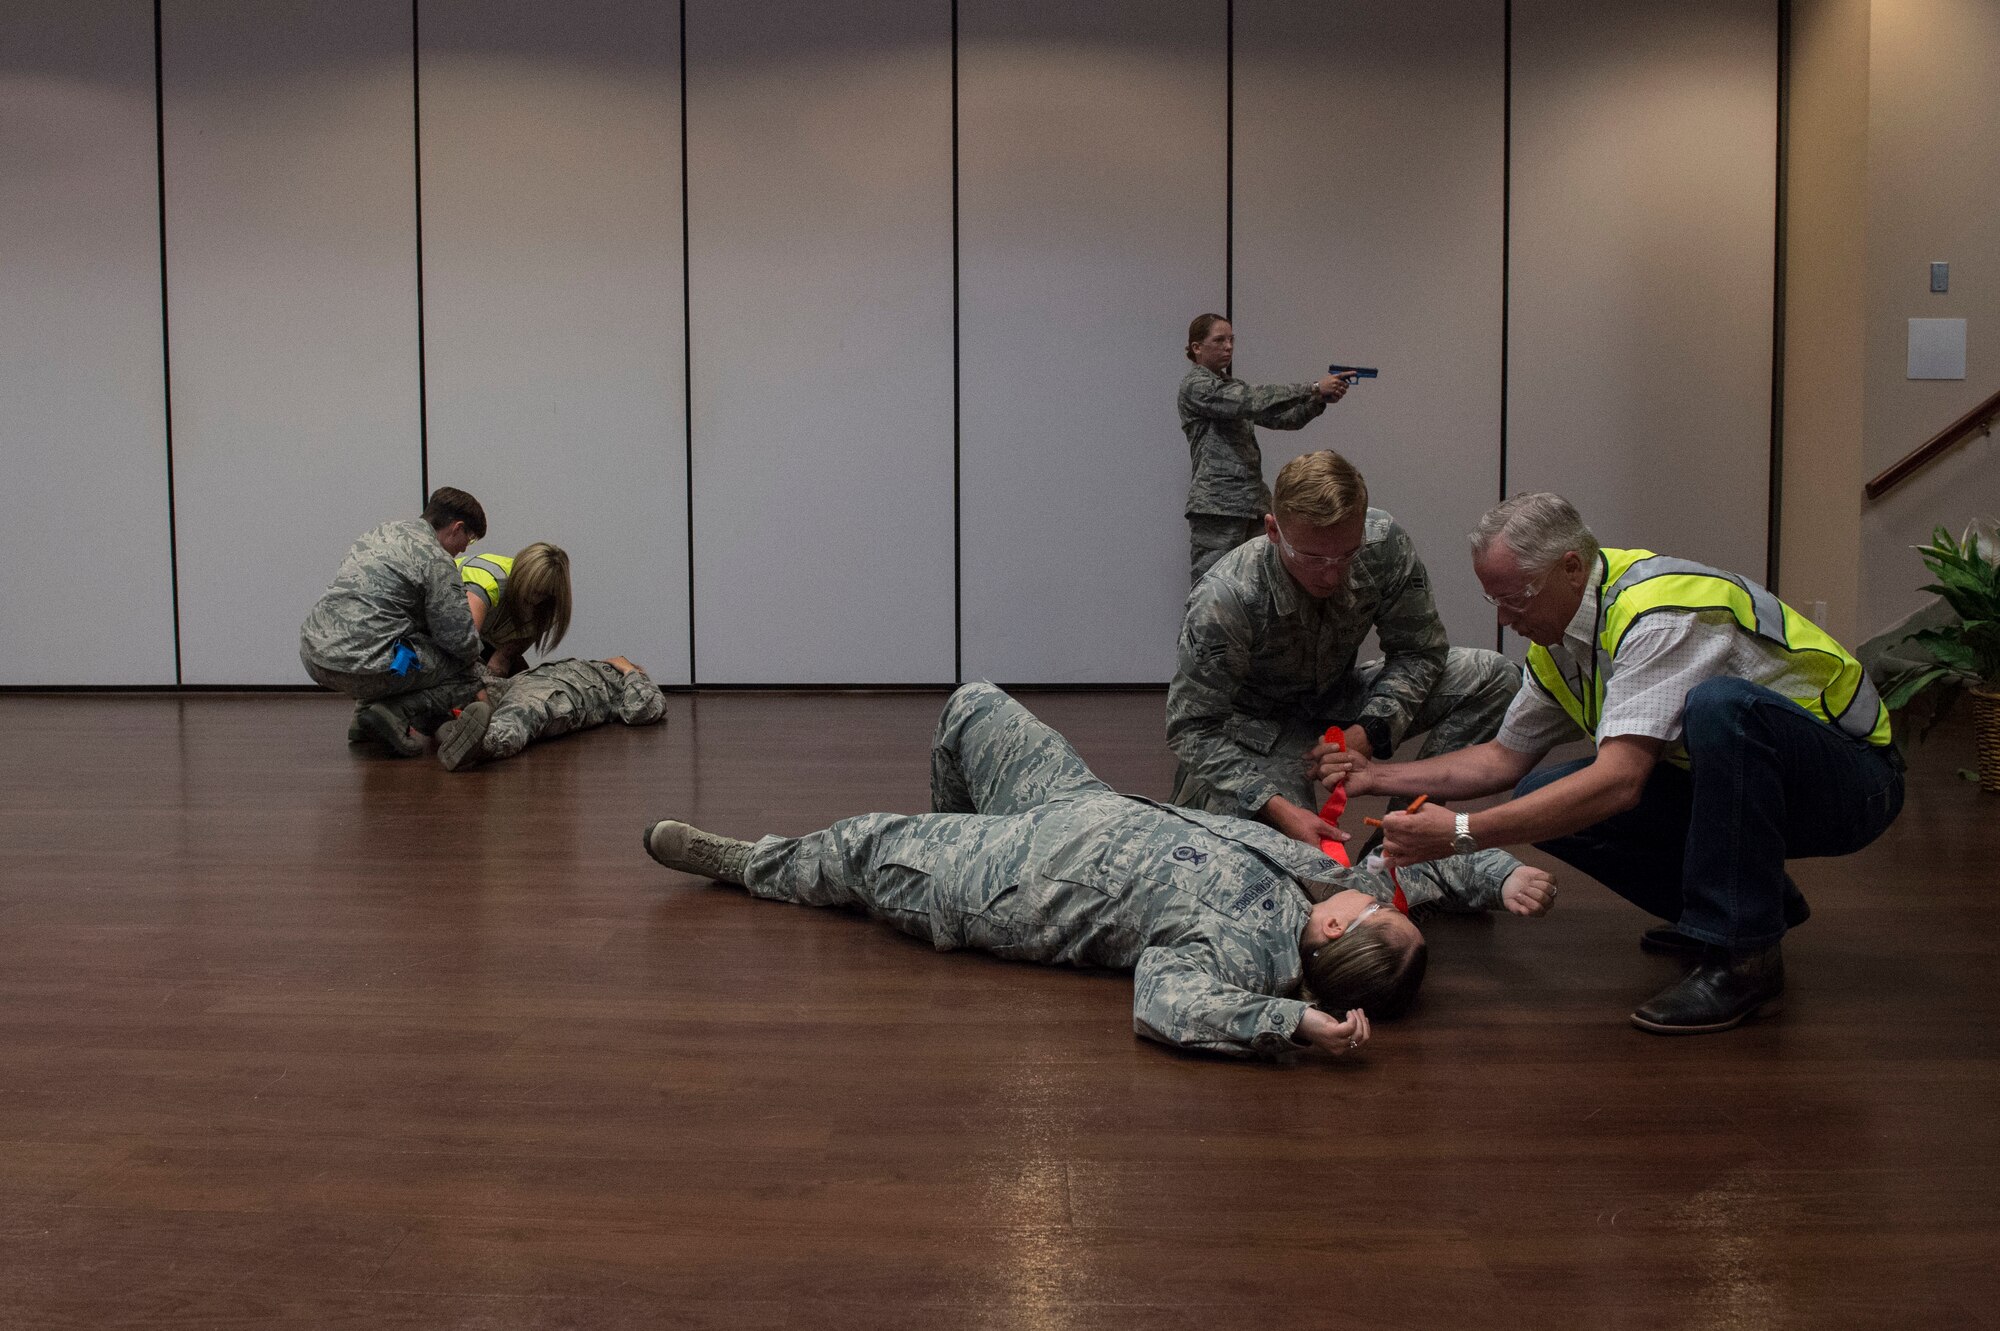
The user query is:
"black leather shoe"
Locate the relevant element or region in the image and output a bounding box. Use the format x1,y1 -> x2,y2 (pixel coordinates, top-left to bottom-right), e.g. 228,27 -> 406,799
1639,925 -> 1706,958
1630,945 -> 1784,1035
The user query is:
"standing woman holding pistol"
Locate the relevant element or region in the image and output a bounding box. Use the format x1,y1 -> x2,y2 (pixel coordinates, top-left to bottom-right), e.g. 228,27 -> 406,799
1178,313 -> 1355,586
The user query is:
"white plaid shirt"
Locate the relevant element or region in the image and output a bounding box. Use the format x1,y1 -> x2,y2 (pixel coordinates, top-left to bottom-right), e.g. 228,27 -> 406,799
1496,571 -> 1826,757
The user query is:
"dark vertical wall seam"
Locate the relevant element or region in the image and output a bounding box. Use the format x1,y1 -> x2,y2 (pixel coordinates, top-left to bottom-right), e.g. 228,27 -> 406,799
951,0 -> 963,683
1497,0 -> 1513,654
411,0 -> 431,502
153,0 -> 184,685
681,0 -> 698,684
1767,0 -> 1790,593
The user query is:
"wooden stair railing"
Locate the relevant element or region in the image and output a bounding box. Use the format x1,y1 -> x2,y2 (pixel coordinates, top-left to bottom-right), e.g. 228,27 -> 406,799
1865,385 -> 2000,500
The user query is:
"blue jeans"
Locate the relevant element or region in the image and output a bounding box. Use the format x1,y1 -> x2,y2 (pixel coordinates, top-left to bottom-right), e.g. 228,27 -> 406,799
1514,677 -> 1903,951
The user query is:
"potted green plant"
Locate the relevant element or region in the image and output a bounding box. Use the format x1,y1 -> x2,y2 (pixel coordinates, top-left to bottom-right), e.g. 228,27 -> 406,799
1882,524 -> 2000,792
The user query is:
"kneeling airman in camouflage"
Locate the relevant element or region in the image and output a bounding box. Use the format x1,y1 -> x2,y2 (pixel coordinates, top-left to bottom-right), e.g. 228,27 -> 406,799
1168,450 -> 1521,848
642,683 -> 1554,1061
435,655 -> 666,771
299,487 -> 489,756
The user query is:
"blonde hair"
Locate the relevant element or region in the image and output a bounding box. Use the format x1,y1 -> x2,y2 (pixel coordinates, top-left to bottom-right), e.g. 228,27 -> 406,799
485,542 -> 572,657
1304,921 -> 1427,1019
1272,450 -> 1369,528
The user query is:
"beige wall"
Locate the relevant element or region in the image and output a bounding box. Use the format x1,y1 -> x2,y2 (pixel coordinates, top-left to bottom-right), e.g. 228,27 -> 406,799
1860,0 -> 2000,634
1784,0 -> 2000,641
1510,0 -> 1777,585
1780,0 -> 1869,643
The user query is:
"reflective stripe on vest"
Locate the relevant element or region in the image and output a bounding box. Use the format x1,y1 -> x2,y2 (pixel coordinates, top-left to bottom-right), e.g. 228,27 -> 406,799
456,553 -> 513,606
1524,548 -> 1892,759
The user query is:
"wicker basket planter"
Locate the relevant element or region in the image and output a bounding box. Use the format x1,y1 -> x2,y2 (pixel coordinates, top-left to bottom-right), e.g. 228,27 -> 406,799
1973,686 -> 2000,794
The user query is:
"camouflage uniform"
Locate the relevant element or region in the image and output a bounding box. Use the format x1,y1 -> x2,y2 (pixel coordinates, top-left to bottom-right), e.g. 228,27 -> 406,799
470,658 -> 666,764
743,684 -> 1519,1060
1179,364 -> 1326,584
1169,516 -> 1521,819
299,518 -> 484,721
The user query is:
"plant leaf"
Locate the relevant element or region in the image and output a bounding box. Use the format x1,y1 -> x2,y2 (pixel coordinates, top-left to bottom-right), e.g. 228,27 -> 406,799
1908,631 -> 1980,673
1882,665 -> 1953,710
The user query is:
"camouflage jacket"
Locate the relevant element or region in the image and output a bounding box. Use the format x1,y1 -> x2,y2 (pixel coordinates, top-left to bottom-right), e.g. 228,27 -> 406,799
1167,512 -> 1449,816
1178,365 -> 1325,519
496,658 -> 667,732
300,518 -> 483,674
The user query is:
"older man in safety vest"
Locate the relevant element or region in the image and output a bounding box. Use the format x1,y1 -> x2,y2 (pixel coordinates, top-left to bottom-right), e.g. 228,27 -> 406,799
1320,492 -> 1902,1035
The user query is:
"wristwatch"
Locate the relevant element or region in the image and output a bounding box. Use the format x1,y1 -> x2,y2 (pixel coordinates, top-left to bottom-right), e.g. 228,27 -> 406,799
1451,812 -> 1478,856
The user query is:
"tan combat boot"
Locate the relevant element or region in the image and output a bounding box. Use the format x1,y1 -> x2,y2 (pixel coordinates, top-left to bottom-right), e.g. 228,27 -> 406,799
642,820 -> 752,885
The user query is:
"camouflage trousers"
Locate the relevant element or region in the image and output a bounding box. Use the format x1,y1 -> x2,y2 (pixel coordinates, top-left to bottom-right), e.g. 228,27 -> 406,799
1188,513 -> 1264,586
477,661 -> 667,763
1172,646 -> 1522,815
743,684 -> 1138,961
301,639 -> 479,733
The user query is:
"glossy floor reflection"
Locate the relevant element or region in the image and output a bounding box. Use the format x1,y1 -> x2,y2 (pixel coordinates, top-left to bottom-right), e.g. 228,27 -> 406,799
0,689 -> 1994,1329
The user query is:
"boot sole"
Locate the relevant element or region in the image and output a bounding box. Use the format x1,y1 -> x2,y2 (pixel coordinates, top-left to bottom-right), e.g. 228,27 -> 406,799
436,703 -> 491,772
1630,996 -> 1784,1036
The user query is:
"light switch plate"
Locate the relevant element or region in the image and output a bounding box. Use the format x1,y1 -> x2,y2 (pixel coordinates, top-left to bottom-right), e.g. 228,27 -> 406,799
1931,261 -> 1949,293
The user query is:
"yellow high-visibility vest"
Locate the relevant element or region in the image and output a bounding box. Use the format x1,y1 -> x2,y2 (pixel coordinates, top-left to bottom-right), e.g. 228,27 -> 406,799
1526,548 -> 1892,765
456,553 -> 513,607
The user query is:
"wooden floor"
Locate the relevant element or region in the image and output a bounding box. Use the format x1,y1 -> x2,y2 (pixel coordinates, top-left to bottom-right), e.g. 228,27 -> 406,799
0,689 -> 1994,1329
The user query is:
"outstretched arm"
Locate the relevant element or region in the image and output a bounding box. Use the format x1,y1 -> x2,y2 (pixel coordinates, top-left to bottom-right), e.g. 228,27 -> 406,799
1324,737 -> 1540,802
611,664 -> 668,726
1393,848 -> 1554,918
1394,846 -> 1521,914
1181,371 -> 1329,427
1381,736 -> 1664,868
1132,944 -> 1369,1060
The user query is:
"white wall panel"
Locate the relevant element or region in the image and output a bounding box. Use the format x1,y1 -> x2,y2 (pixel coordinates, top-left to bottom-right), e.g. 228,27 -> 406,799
957,1 -> 1225,683
418,0 -> 689,683
0,1 -> 177,684
162,0 -> 422,684
1234,0 -> 1505,648
1509,0 -> 1777,578
685,0 -> 955,684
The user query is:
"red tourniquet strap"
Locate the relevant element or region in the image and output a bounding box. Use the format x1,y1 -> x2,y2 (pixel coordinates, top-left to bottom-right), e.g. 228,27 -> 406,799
1316,727 -> 1351,868
1319,725 -> 1410,913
